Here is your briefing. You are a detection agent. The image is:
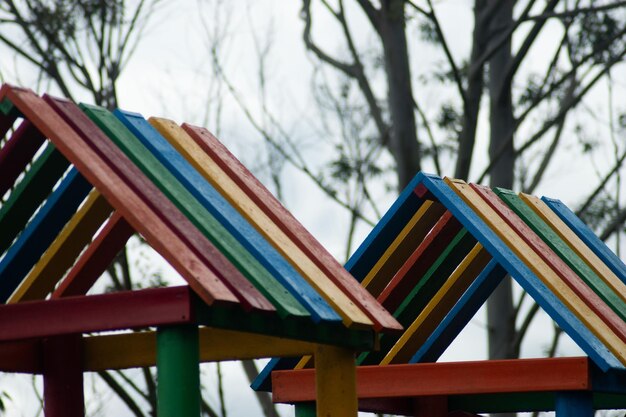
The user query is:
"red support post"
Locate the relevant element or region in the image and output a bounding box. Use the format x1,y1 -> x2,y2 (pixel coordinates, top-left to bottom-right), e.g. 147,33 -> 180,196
43,335 -> 84,417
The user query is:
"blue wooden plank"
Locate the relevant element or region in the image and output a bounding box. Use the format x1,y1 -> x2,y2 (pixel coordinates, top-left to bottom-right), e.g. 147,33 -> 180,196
410,259 -> 507,363
250,357 -> 299,392
345,173 -> 427,281
0,167 -> 91,302
113,109 -> 340,323
418,173 -> 623,371
542,197 -> 626,283
555,391 -> 593,417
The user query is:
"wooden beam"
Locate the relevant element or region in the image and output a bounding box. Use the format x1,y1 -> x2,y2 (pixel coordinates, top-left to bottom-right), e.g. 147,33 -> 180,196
43,335 -> 84,417
0,87 -> 237,306
314,345 -> 358,417
0,119 -> 45,197
271,358 -> 592,403
0,286 -> 193,341
9,189 -> 112,302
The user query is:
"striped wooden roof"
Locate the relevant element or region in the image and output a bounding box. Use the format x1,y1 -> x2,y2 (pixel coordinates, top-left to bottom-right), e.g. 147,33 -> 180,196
258,171 -> 626,391
0,84 -> 401,356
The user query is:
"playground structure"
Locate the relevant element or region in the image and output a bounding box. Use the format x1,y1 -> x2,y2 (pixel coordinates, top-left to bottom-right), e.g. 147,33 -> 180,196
2,82 -> 626,417
259,172 -> 626,416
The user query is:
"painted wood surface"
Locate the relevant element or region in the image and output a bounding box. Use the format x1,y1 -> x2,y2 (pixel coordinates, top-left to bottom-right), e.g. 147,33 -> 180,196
361,200 -> 445,296
542,196 -> 626,282
0,143 -> 69,256
272,357 -> 592,402
116,111 -> 323,322
52,211 -> 133,298
43,335 -> 84,417
0,286 -> 193,341
0,120 -> 46,198
177,122 -> 396,331
152,118 -> 376,329
82,327 -> 320,371
381,243 -> 491,365
476,185 -> 626,329
0,167 -> 92,302
157,325 -> 200,417
377,211 -> 464,311
9,189 -> 113,303
80,104 -> 273,313
555,391 -> 593,417
450,179 -> 626,364
0,87 -> 237,306
314,345 -> 358,417
495,188 -> 626,308
411,259 -> 506,363
416,173 -> 620,370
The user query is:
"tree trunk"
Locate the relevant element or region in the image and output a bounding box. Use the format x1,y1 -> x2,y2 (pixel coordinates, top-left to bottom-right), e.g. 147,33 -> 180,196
380,0 -> 421,188
486,0 -> 516,366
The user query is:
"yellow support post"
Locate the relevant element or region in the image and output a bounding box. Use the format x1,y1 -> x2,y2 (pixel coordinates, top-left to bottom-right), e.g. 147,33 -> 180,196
314,345 -> 357,417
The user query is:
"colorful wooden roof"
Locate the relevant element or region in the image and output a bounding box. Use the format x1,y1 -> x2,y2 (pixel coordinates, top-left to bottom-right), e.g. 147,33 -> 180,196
0,84 -> 402,367
259,171 -> 626,400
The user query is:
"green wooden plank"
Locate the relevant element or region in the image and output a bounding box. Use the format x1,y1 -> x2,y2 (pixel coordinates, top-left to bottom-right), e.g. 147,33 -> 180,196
81,105 -> 308,320
0,98 -> 18,117
295,403 -> 316,417
0,144 -> 69,256
495,188 -> 626,322
157,325 -> 200,417
358,228 -> 476,365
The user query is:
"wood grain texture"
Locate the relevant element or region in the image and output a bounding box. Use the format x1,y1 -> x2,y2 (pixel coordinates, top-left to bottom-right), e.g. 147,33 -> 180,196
9,189 -> 113,303
0,167 -> 92,302
449,179 -> 626,364
177,122 -> 395,331
0,286 -> 193,341
542,196 -> 626,283
152,118 -> 375,329
80,104 -> 272,313
377,211 -> 464,311
43,335 -> 84,417
0,88 -> 236,306
495,188 -> 626,311
272,357 -> 592,402
314,345 -> 358,417
411,259 -> 507,363
381,243 -> 491,365
0,120 -> 46,198
415,173 -> 620,370
475,185 -> 626,329
82,327 -> 320,371
0,143 -> 69,256
115,111 -> 316,321
361,200 -> 445,296
52,211 -> 133,298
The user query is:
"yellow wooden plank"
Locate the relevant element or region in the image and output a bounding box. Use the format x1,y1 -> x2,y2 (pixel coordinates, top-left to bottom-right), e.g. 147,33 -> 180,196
83,327 -> 320,371
361,200 -> 445,296
8,189 -> 113,303
314,344 -> 358,417
381,242 -> 491,365
446,178 -> 626,365
149,117 -> 373,329
520,193 -> 626,304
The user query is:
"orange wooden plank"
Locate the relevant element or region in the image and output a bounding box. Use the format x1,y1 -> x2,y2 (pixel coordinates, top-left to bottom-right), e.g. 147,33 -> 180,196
272,357 -> 591,402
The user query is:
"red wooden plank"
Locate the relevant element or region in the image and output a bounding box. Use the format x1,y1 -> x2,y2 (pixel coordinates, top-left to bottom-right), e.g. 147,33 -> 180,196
472,184 -> 626,343
182,124 -> 401,332
46,96 -> 272,313
378,211 -> 462,311
0,85 -> 238,307
0,286 -> 194,341
0,340 -> 41,373
43,335 -> 84,417
52,211 -> 134,298
0,120 -> 46,197
272,357 -> 591,402
358,398 -> 425,416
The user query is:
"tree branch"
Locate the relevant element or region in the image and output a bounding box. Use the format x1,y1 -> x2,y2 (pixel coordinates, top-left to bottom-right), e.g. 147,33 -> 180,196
522,1 -> 626,21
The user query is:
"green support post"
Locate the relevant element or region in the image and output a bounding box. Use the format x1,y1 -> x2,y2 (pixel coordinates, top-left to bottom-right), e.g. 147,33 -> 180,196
295,402 -> 316,417
157,324 -> 200,417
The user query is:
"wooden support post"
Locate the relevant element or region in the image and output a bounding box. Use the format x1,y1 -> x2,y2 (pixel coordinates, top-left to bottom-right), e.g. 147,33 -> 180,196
157,325 -> 200,417
43,335 -> 84,417
555,391 -> 593,417
314,345 -> 357,417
